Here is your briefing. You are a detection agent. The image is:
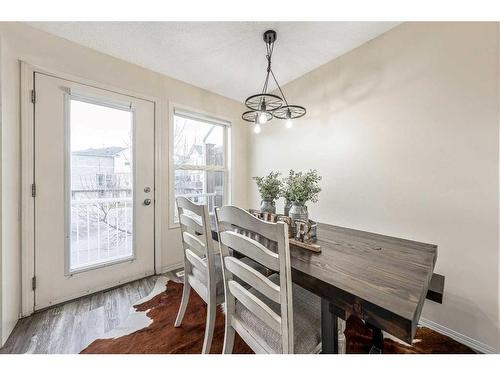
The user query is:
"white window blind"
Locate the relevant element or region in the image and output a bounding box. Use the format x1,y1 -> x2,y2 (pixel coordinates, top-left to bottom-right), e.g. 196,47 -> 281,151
174,108 -> 231,127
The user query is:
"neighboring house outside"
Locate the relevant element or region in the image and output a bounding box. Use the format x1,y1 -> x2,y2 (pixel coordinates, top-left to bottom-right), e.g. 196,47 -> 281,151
71,146 -> 132,200
70,146 -> 133,269
72,142 -> 222,207
174,142 -> 224,212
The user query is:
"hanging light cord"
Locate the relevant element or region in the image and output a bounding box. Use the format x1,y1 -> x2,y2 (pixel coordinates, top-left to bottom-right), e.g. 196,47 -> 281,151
258,40 -> 289,108
270,69 -> 289,107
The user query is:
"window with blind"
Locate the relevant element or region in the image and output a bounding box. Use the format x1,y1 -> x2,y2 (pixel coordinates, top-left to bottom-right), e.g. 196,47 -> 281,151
171,108 -> 230,224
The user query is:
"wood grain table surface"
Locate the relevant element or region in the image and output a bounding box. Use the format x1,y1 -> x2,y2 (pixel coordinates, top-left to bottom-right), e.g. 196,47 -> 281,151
288,223 -> 437,344
211,218 -> 438,347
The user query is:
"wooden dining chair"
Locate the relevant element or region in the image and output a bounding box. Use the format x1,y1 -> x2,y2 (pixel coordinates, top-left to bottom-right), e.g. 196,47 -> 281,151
174,197 -> 224,354
215,205 -> 321,354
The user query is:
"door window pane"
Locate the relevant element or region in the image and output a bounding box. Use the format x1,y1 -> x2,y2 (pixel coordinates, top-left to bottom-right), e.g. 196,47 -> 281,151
69,99 -> 133,271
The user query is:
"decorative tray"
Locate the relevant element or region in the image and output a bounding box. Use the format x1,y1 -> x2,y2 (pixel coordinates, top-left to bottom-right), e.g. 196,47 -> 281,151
248,209 -> 321,253
289,238 -> 321,253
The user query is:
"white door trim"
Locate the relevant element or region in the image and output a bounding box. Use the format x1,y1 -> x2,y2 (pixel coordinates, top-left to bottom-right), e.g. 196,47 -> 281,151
20,62 -> 35,317
20,62 -> 163,316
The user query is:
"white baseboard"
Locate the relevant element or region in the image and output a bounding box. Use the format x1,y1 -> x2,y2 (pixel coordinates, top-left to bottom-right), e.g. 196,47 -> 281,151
158,262 -> 184,274
419,317 -> 497,354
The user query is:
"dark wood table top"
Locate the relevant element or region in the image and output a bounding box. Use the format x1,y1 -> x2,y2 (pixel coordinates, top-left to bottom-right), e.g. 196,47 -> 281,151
211,219 -> 437,344
288,223 -> 437,343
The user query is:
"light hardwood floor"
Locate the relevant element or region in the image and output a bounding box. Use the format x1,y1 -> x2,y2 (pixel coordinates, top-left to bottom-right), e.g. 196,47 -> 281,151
0,275 -> 163,354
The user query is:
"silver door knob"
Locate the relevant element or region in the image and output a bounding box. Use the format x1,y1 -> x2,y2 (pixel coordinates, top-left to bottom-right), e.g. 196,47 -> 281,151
143,198 -> 152,206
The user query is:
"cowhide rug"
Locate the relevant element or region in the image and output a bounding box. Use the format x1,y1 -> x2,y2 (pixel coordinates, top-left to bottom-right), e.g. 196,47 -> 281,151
81,280 -> 251,354
81,280 -> 475,354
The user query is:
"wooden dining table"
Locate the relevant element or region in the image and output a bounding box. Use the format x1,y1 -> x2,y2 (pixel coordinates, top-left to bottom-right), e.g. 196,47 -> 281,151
210,220 -> 442,354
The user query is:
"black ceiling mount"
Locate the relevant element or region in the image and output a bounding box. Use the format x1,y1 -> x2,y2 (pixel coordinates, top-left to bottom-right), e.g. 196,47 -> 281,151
263,30 -> 277,44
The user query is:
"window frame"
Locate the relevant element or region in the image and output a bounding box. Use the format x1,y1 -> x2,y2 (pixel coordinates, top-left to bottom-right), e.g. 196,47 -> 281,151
169,104 -> 231,228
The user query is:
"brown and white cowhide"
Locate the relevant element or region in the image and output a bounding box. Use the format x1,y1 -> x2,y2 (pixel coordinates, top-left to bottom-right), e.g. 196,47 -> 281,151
81,280 -> 252,354
82,280 -> 474,354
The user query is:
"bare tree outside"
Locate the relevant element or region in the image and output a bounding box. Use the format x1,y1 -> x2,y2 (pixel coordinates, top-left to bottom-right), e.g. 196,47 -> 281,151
173,114 -> 225,220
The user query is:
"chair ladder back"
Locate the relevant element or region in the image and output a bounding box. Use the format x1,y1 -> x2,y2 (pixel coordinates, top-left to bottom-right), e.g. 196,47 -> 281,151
224,256 -> 281,303
219,231 -> 279,271
176,196 -> 216,302
182,231 -> 205,258
215,205 -> 294,354
277,223 -> 294,354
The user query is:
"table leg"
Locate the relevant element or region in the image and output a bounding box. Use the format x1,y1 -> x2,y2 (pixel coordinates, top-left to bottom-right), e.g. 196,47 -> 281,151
366,323 -> 384,354
321,298 -> 339,354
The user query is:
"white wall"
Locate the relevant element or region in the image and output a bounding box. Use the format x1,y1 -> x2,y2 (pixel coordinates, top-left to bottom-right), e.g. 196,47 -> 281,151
0,32 -> 4,344
248,22 -> 500,351
0,22 -> 249,345
0,35 -> 22,346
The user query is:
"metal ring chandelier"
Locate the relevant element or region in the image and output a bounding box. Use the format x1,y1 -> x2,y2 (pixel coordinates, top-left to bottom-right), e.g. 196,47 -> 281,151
242,30 -> 306,134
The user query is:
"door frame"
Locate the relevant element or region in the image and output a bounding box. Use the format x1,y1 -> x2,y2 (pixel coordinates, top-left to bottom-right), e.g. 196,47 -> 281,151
20,62 -> 163,316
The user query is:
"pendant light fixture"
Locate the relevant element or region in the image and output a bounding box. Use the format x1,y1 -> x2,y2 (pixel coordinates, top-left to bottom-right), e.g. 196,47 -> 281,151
242,30 -> 306,133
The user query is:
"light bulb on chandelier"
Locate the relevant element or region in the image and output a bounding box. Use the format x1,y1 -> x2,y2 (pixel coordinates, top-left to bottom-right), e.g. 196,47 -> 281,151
257,111 -> 268,125
253,123 -> 262,134
285,109 -> 293,128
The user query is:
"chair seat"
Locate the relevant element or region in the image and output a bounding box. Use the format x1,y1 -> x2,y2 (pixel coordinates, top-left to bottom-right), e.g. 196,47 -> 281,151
235,274 -> 321,354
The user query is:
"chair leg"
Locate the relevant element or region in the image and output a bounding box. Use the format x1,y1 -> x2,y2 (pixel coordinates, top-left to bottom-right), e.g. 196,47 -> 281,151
222,323 -> 236,354
174,276 -> 191,327
201,300 -> 216,354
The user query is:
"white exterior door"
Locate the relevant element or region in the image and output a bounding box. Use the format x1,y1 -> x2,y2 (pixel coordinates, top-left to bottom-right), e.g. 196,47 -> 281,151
33,72 -> 155,310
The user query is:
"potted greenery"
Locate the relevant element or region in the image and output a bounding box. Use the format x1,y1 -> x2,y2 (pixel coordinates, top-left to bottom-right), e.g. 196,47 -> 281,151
284,169 -> 322,222
253,171 -> 282,214
281,173 -> 294,216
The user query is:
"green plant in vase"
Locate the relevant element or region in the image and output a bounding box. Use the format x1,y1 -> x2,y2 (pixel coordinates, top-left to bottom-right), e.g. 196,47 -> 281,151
253,171 -> 282,214
284,169 -> 322,222
281,173 -> 295,217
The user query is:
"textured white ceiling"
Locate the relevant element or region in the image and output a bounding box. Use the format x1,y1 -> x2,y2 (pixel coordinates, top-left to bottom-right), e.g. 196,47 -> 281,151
28,22 -> 399,101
